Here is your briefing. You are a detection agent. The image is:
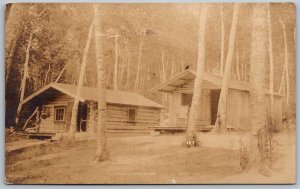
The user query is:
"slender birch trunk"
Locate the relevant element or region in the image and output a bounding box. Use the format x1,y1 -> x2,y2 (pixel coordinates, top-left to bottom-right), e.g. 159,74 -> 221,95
120,47 -> 128,84
44,64 -> 51,86
267,4 -> 275,127
68,20 -> 94,138
125,50 -> 131,89
241,52 -> 246,81
15,31 -> 33,126
171,55 -> 174,78
55,64 -> 66,83
213,3 -> 239,132
94,5 -> 109,162
279,60 -> 285,94
6,38 -> 18,84
279,18 -> 290,119
147,61 -> 150,89
161,48 -> 166,82
236,52 -> 241,80
134,32 -> 145,92
185,4 -> 209,146
113,36 -> 119,90
220,4 -> 225,76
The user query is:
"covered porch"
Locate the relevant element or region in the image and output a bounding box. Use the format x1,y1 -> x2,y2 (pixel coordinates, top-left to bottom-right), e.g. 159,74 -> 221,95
152,70 -> 283,131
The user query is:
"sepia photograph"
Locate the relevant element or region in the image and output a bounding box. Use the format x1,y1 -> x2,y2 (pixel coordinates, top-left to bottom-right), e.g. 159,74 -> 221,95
4,2 -> 296,184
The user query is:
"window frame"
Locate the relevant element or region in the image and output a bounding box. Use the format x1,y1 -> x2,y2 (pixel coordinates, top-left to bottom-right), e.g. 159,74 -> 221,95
54,106 -> 66,122
128,107 -> 137,122
181,93 -> 193,106
41,106 -> 51,114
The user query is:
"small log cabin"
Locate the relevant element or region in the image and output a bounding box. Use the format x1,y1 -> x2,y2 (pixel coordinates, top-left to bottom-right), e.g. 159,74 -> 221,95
21,83 -> 164,135
151,70 -> 283,131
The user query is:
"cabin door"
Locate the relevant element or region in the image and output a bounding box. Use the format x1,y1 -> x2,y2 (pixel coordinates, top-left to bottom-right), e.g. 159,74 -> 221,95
77,103 -> 88,132
210,89 -> 220,125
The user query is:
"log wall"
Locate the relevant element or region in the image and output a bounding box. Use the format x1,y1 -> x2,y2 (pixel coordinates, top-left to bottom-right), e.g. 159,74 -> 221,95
89,103 -> 161,130
34,92 -> 162,133
39,93 -> 74,133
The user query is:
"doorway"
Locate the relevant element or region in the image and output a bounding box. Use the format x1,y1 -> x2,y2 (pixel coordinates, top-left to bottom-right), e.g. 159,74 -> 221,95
210,89 -> 220,125
77,103 -> 88,132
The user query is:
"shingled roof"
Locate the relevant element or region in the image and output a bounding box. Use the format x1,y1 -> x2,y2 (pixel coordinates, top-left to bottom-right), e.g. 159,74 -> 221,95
151,70 -> 282,96
22,83 -> 164,108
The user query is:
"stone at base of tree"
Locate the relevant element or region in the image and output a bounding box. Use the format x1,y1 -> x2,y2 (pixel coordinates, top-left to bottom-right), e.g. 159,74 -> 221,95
186,140 -> 198,148
94,151 -> 109,163
239,141 -> 249,170
185,132 -> 199,148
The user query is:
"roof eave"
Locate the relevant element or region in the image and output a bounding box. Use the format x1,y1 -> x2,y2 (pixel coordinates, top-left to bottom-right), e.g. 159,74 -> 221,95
21,83 -> 86,105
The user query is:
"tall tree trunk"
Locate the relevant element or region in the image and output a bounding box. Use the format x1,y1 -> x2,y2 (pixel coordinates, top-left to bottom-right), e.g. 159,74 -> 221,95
241,52 -> 246,81
171,55 -> 175,78
185,4 -> 209,146
161,48 -> 166,82
279,18 -> 290,120
15,31 -> 33,126
241,4 -> 272,175
125,49 -> 131,90
147,60 -> 150,90
55,64 -> 67,83
120,47 -> 128,85
267,4 -> 275,128
94,5 -> 109,162
213,3 -> 239,132
6,38 -> 18,84
113,36 -> 119,90
279,58 -> 286,94
5,4 -> 20,84
220,4 -> 225,76
44,64 -> 51,86
134,32 -> 145,92
236,52 -> 241,80
68,20 -> 94,138
161,51 -> 168,104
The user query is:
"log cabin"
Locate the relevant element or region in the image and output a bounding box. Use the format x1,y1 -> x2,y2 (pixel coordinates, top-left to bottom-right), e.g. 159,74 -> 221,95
151,70 -> 283,131
21,83 -> 164,136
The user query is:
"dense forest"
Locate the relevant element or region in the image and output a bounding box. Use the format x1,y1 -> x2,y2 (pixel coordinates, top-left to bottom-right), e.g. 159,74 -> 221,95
5,3 -> 295,127
5,3 -> 297,181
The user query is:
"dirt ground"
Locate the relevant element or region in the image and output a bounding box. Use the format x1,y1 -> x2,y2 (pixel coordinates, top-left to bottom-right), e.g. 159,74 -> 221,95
5,129 -> 296,184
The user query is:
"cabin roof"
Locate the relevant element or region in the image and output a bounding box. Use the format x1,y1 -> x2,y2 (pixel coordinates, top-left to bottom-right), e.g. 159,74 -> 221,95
151,70 -> 282,96
22,83 -> 164,108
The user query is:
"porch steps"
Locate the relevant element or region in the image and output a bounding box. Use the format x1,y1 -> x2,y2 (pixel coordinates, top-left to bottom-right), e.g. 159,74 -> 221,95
149,125 -> 214,133
17,132 -> 55,138
106,129 -> 151,134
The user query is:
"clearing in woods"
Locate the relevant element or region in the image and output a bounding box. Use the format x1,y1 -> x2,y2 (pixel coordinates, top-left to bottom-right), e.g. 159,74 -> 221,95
5,130 -> 295,184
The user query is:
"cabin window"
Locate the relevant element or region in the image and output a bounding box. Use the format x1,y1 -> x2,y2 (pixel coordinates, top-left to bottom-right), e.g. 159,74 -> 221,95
128,108 -> 136,121
42,106 -> 51,114
54,106 -> 66,121
181,93 -> 193,106
41,106 -> 51,119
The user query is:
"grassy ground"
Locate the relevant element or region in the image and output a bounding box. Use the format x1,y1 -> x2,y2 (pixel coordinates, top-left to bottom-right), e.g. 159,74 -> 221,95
5,130 -> 295,184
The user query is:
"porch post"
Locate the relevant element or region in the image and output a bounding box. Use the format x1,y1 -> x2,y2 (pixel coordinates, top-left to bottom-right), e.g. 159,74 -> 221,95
88,101 -> 95,136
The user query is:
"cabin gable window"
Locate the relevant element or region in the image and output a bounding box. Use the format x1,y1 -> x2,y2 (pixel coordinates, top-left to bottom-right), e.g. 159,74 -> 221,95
41,106 -> 51,119
54,106 -> 66,122
181,93 -> 193,106
128,108 -> 136,122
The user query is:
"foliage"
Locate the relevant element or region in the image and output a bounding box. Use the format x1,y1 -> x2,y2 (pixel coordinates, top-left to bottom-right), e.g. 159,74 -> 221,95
5,3 -> 295,126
